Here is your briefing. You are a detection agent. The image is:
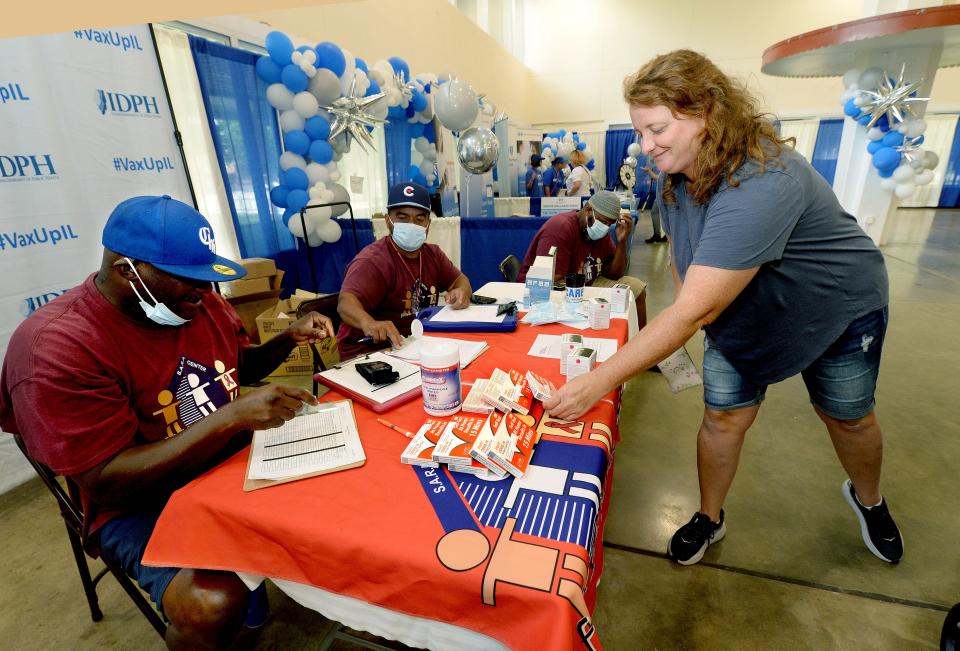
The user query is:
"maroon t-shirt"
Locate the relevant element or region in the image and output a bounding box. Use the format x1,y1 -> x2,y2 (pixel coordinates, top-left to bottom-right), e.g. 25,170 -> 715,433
0,274 -> 249,541
337,237 -> 462,360
516,210 -> 616,283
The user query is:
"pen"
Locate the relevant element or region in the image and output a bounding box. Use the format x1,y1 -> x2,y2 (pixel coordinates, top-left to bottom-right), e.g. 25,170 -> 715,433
377,417 -> 414,439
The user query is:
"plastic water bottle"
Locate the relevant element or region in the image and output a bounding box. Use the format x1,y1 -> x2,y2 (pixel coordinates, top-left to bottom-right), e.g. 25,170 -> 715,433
420,339 -> 462,416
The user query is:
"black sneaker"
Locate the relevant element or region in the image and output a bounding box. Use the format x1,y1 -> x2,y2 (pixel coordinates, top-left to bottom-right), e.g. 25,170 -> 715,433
842,479 -> 903,563
668,510 -> 726,565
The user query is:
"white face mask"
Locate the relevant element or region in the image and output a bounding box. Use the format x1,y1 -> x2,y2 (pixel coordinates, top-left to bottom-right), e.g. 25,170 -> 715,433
586,218 -> 610,241
123,257 -> 190,326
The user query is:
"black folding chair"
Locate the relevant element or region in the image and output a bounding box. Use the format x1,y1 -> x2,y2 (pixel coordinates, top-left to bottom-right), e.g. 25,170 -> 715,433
296,293 -> 342,395
12,433 -> 167,639
499,254 -> 521,283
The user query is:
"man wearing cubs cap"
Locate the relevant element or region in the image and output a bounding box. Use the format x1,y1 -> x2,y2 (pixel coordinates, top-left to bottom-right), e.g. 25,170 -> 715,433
0,195 -> 334,648
337,182 -> 473,359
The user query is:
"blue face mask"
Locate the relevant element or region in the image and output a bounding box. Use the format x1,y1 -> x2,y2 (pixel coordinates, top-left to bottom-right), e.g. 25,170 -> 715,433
586,218 -> 610,241
124,257 -> 190,326
391,221 -> 428,252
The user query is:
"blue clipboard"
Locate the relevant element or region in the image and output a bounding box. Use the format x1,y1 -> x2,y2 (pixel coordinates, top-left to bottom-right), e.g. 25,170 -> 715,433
416,305 -> 518,333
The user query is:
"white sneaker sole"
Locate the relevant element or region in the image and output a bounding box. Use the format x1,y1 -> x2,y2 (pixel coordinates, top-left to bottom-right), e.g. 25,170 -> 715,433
842,479 -> 902,563
669,523 -> 726,566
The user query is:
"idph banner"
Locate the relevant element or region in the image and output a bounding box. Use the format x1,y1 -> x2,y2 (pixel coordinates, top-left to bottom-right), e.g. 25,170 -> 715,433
0,24 -> 192,492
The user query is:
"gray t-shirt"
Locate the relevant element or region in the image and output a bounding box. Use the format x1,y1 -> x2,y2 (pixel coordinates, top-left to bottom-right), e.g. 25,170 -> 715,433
660,146 -> 888,385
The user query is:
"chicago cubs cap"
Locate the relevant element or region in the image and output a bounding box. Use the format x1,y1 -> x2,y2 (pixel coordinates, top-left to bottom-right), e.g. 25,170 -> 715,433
102,195 -> 247,282
386,182 -> 431,211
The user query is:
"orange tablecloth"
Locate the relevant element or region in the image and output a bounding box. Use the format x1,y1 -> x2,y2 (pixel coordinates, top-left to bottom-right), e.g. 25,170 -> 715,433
144,319 -> 628,650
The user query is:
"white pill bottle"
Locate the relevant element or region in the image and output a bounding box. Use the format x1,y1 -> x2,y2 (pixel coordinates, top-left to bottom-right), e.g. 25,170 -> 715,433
420,339 -> 462,416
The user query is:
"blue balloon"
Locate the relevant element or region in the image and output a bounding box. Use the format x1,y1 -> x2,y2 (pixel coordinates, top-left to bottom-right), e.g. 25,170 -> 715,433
866,140 -> 884,155
281,64 -> 309,93
283,167 -> 309,191
265,31 -> 294,66
586,159 -> 595,170
576,142 -> 587,151
843,98 -> 861,117
355,57 -> 368,73
286,189 -> 309,212
409,122 -> 426,137
309,140 -> 333,164
411,90 -> 427,112
304,115 -> 331,141
857,114 -> 871,125
283,130 -> 310,155
872,146 -> 901,171
424,82 -> 431,94
281,208 -> 295,226
423,121 -> 436,143
314,42 -> 346,77
270,185 -> 289,208
877,168 -> 894,178
405,103 -> 417,118
388,56 -> 410,82
255,56 -> 282,84
876,114 -> 889,130
412,172 -> 428,186
558,129 -> 567,137
882,131 -> 904,147
365,80 -> 381,97
914,135 -> 925,145
387,105 -> 406,119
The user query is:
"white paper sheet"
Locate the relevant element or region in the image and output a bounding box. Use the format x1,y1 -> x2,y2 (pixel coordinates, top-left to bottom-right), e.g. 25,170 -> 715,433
247,401 -> 365,480
384,336 -> 488,369
316,352 -> 422,406
526,334 -> 620,362
428,304 -> 506,323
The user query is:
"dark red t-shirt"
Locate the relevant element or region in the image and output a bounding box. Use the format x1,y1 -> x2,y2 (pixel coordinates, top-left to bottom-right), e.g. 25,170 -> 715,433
516,210 -> 615,284
0,274 -> 248,540
337,237 -> 461,360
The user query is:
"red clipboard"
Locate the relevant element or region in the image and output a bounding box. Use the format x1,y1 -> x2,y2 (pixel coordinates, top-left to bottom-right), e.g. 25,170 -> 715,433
313,352 -> 422,413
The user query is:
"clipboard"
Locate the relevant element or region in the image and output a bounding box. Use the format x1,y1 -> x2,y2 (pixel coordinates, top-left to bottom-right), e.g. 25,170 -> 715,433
416,305 -> 518,333
243,400 -> 366,492
314,351 -> 422,413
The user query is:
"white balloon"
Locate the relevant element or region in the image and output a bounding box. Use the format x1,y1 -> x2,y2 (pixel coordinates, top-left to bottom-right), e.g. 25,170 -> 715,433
853,96 -> 867,107
302,49 -> 317,65
315,218 -> 342,243
305,205 -> 332,221
910,159 -> 925,170
896,122 -> 908,134
339,48 -> 356,96
321,189 -> 335,202
842,68 -> 862,89
287,215 -> 307,238
915,169 -> 934,185
866,127 -> 885,141
308,69 -> 341,106
411,151 -> 424,165
625,156 -> 638,168
427,174 -> 436,185
419,160 -> 435,177
329,169 -> 341,182
300,60 -> 316,78
434,79 -> 478,132
368,69 -> 385,86
894,182 -> 915,199
562,133 -> 574,143
266,83 -> 295,111
352,69 -> 370,97
879,177 -> 898,191
333,151 -> 343,162
858,67 -> 884,91
923,150 -> 940,170
279,151 -> 307,171
892,164 -> 914,183
291,51 -> 303,65
279,110 -> 305,133
414,136 -> 430,153
293,92 -> 319,119
904,118 -> 927,138
627,143 -> 642,157
305,162 -> 329,184
424,148 -> 438,162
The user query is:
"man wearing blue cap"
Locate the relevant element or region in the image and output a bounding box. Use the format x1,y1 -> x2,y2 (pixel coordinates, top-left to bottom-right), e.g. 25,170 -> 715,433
337,182 -> 472,359
0,195 -> 334,648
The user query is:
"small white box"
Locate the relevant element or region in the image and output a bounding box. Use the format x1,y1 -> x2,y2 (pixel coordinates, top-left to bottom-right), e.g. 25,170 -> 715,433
560,333 -> 583,376
588,297 -> 612,330
524,254 -> 555,305
611,283 -> 631,314
567,346 -> 597,379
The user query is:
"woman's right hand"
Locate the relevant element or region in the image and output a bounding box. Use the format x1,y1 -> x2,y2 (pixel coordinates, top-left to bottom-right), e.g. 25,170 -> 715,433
542,371 -> 608,421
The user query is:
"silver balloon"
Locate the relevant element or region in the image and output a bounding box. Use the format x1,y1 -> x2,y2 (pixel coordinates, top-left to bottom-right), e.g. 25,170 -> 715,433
457,127 -> 499,174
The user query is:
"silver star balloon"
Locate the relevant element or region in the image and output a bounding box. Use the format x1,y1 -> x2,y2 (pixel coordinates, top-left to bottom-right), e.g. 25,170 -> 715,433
859,64 -> 929,129
321,75 -> 386,153
393,71 -> 416,106
895,135 -> 925,163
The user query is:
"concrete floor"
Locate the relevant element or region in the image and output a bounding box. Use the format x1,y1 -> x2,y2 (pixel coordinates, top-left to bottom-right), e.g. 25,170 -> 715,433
0,207 -> 957,650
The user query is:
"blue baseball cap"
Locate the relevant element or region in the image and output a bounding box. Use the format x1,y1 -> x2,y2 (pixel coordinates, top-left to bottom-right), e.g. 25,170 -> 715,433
102,195 -> 247,282
386,182 -> 431,212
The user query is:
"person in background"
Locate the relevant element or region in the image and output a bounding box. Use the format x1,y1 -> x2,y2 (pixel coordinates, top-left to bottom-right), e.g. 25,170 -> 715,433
543,157 -> 567,197
640,165 -> 667,243
516,190 -> 647,328
337,182 -> 472,360
565,150 -> 594,197
525,154 -> 545,198
0,195 -> 335,649
545,49 -> 902,568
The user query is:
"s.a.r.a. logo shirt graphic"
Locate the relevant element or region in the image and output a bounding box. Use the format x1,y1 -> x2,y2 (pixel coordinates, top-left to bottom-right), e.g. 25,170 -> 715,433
152,355 -> 239,438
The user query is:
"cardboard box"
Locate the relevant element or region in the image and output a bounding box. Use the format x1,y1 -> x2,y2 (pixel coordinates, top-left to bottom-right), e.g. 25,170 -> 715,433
222,269 -> 284,301
240,257 -> 277,279
255,293 -> 339,376
230,296 -> 283,342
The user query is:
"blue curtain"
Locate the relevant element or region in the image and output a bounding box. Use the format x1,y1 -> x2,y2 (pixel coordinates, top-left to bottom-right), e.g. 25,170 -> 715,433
938,119 -> 960,208
384,119 -> 412,187
189,36 -> 298,287
604,129 -> 636,190
460,217 -> 550,288
288,218 -> 377,294
811,119 -> 844,186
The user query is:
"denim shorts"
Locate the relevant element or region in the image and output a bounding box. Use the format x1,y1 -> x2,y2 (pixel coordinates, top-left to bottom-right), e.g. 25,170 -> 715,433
702,307 -> 888,420
97,511 -> 179,618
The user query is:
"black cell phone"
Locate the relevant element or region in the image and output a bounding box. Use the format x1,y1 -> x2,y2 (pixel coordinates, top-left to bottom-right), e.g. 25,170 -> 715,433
470,294 -> 497,305
355,361 -> 399,385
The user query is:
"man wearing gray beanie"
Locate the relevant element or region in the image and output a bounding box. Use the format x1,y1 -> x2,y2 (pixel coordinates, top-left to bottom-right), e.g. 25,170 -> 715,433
516,190 -> 648,327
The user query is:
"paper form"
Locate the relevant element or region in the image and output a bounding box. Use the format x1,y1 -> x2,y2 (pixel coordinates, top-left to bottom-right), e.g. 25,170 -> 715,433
526,334 -> 620,362
429,304 -> 506,323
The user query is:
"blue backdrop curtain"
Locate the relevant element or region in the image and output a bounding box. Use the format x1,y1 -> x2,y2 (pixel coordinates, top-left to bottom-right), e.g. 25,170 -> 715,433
292,218 -> 377,294
459,217 -> 549,288
604,128 -> 636,190
384,119 -> 412,187
188,36 -> 300,288
811,118 -> 844,186
938,119 -> 960,207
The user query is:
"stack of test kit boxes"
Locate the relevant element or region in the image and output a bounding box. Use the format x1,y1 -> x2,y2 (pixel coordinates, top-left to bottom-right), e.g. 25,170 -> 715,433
587,297 -> 611,329
611,283 -> 631,314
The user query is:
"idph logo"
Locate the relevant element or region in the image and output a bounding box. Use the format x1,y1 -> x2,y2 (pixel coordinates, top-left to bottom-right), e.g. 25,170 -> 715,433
20,289 -> 69,318
198,226 -> 216,253
0,154 -> 57,178
97,89 -> 160,116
